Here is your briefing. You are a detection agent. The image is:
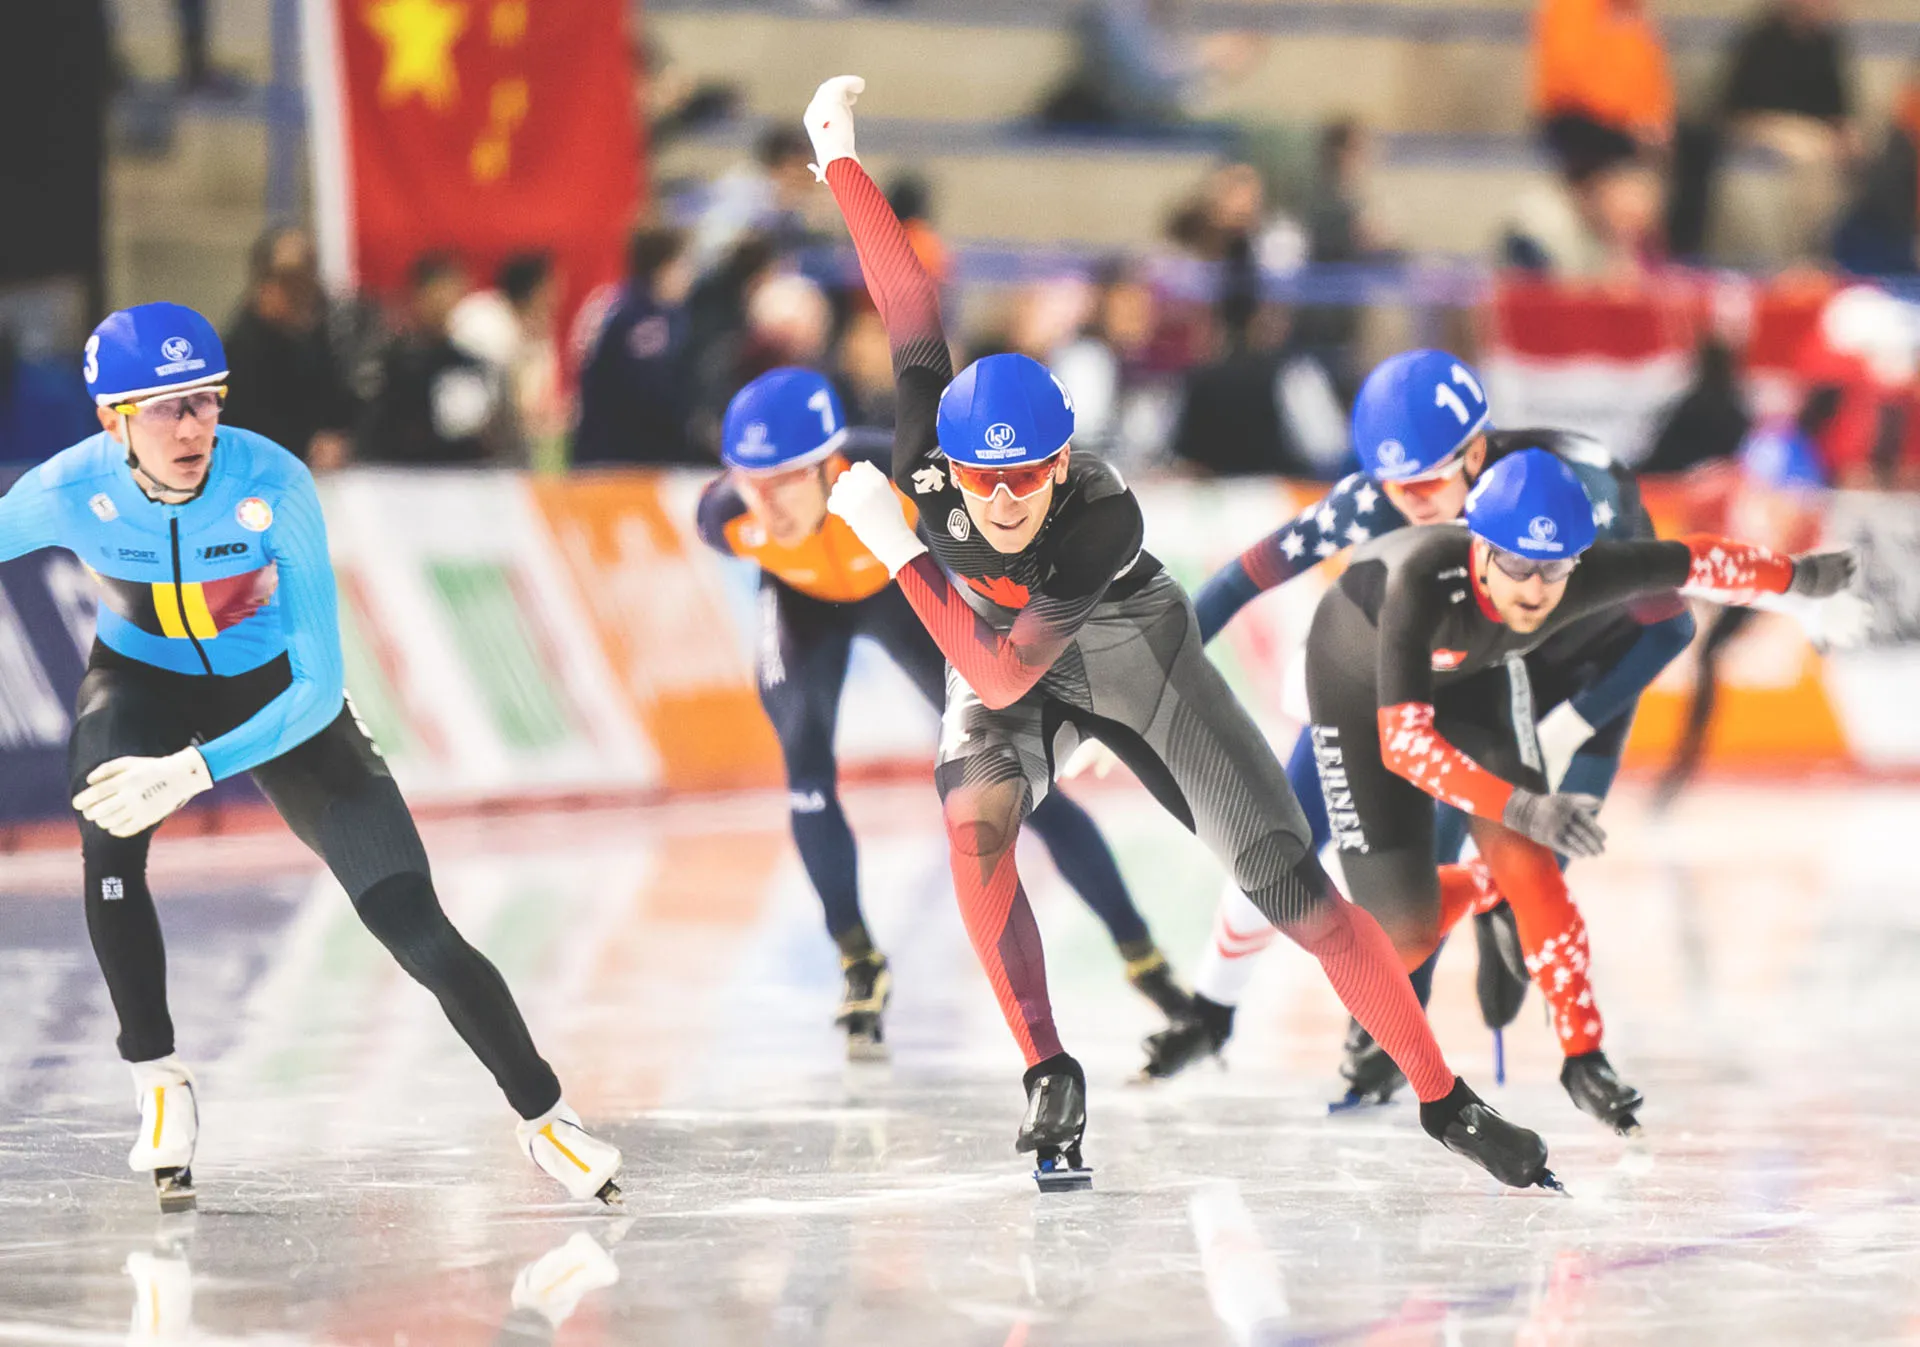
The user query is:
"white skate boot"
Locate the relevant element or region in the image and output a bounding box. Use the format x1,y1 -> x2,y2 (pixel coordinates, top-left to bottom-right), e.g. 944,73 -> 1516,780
516,1100 -> 622,1205
127,1056 -> 197,1213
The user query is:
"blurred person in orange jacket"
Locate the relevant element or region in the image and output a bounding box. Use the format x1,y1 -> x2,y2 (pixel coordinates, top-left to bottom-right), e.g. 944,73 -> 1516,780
1533,0 -> 1675,173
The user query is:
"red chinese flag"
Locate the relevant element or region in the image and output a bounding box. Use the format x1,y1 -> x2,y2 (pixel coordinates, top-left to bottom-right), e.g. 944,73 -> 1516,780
306,0 -> 641,346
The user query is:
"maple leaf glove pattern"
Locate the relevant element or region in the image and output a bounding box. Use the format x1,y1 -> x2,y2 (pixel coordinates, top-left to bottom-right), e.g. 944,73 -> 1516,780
827,459 -> 927,576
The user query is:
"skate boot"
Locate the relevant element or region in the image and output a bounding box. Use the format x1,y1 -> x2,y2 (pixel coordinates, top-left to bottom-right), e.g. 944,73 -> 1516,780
1329,1019 -> 1407,1112
1125,947 -> 1194,1022
1139,993 -> 1234,1080
835,950 -> 892,1061
1473,901 -> 1529,1031
1016,1053 -> 1092,1192
1561,1049 -> 1644,1135
1419,1077 -> 1559,1190
517,1100 -> 623,1205
128,1056 -> 198,1213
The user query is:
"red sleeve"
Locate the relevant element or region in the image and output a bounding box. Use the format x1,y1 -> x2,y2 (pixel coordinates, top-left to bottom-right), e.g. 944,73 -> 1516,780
894,556 -> 1096,711
1377,702 -> 1517,820
1676,533 -> 1795,601
824,159 -> 949,378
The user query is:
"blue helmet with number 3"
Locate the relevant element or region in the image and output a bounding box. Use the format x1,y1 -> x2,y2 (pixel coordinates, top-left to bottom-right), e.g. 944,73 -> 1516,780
1351,348 -> 1492,481
84,302 -> 228,407
722,367 -> 848,472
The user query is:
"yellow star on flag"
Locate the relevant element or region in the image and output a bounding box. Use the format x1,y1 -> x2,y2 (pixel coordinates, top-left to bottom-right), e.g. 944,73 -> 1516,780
365,0 -> 468,111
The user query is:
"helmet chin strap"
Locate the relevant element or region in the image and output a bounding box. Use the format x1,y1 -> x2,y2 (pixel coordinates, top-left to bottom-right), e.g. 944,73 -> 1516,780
121,412 -> 207,505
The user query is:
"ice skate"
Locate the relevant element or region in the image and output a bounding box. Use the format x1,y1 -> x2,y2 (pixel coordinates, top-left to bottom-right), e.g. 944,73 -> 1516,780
1138,993 -> 1234,1080
517,1101 -> 623,1205
127,1056 -> 198,1213
1125,947 -> 1194,1022
1017,1053 -> 1092,1192
1419,1077 -> 1558,1190
1561,1049 -> 1644,1135
835,950 -> 891,1061
1473,901 -> 1529,1030
1329,1019 -> 1407,1112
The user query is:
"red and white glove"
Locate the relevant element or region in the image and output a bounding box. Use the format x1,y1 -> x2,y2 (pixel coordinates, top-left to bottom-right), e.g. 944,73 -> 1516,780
827,459 -> 926,576
803,75 -> 865,182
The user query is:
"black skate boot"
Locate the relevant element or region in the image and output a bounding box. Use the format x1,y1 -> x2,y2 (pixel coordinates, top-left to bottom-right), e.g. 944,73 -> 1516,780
1017,1053 -> 1092,1192
835,951 -> 892,1061
1125,947 -> 1194,1022
1561,1049 -> 1643,1135
1420,1077 -> 1559,1190
1139,993 -> 1234,1080
1329,1019 -> 1407,1112
1473,901 -> 1530,1031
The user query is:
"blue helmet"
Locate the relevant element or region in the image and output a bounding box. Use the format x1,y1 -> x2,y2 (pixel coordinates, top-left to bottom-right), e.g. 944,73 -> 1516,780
721,367 -> 848,471
935,353 -> 1074,467
1464,448 -> 1597,559
1351,348 -> 1491,481
85,302 -> 228,407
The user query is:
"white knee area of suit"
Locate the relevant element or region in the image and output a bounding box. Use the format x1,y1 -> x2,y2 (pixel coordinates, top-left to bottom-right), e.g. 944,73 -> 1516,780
127,1056 -> 197,1172
516,1100 -> 622,1201
1191,880 -> 1278,1006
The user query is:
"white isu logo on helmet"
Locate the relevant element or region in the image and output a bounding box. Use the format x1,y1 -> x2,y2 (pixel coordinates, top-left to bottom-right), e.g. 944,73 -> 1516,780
1376,439 -> 1408,470
984,423 -> 1017,452
1522,515 -> 1564,552
738,421 -> 771,459
161,337 -> 193,363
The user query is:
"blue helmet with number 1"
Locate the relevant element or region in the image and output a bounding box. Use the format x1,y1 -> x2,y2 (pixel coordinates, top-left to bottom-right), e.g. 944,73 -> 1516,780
936,353 -> 1075,467
722,367 -> 848,472
1463,447 -> 1597,558
85,302 -> 228,407
1351,348 -> 1492,481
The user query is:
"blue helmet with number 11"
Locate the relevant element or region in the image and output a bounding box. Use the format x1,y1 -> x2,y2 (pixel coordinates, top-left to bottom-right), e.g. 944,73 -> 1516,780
721,367 -> 848,472
1351,348 -> 1491,481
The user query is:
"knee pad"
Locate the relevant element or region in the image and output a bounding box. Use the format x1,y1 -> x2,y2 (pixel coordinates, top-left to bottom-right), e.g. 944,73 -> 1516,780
351,872 -> 460,977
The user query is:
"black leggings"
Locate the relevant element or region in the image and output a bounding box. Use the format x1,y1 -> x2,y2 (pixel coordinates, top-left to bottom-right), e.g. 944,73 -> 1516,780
756,580 -> 1148,950
71,645 -> 560,1119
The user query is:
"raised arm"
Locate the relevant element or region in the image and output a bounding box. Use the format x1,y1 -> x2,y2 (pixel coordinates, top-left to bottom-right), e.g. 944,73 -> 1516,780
805,77 -> 952,488
1194,473 -> 1400,643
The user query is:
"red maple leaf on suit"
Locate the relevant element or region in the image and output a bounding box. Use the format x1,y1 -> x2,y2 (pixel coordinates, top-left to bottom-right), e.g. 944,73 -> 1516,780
965,573 -> 1031,608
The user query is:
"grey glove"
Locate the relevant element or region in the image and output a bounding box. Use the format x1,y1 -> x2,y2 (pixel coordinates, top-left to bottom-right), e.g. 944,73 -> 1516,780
1790,549 -> 1858,598
1502,789 -> 1607,859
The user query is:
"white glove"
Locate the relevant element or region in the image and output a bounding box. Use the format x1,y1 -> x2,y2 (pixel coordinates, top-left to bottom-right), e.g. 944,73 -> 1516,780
827,459 -> 926,576
1751,587 -> 1873,652
803,75 -> 864,182
1534,701 -> 1594,792
74,747 -> 211,838
1062,739 -> 1123,781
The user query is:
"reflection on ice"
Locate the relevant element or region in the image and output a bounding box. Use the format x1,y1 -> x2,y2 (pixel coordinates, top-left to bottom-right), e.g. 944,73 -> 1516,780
0,782 -> 1914,1345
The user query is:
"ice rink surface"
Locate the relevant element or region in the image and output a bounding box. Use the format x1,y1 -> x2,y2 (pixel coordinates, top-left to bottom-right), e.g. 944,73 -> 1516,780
1,778 -> 1917,1346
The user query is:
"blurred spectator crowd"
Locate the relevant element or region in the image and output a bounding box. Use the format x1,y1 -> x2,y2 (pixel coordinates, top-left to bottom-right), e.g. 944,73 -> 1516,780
3,0 -> 1918,496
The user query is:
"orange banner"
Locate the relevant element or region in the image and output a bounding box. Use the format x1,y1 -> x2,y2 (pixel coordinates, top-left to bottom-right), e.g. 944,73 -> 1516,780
528,474 -> 781,792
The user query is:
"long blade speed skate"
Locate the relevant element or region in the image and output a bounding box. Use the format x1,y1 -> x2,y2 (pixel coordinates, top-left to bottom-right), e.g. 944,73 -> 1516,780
1017,1054 -> 1093,1192
836,951 -> 892,1062
128,1057 -> 198,1214
1419,1077 -> 1559,1190
1561,1049 -> 1644,1135
518,1101 -> 624,1206
1328,1020 -> 1407,1112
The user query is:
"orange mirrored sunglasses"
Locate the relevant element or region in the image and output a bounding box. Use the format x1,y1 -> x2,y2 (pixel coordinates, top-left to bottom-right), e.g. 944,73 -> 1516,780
947,455 -> 1060,501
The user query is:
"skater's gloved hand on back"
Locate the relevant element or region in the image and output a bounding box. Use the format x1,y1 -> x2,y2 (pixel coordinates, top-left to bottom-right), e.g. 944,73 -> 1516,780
1061,739 -> 1123,781
827,459 -> 926,576
73,747 -> 212,838
1534,702 -> 1594,793
1788,548 -> 1857,598
1502,787 -> 1606,859
803,75 -> 864,181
